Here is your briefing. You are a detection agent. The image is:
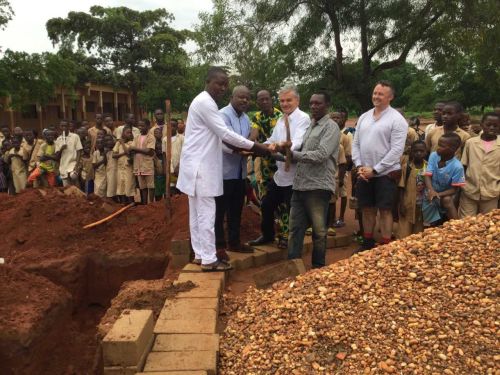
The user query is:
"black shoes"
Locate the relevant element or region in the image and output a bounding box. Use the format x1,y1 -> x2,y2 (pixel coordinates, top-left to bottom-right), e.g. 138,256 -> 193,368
248,235 -> 274,246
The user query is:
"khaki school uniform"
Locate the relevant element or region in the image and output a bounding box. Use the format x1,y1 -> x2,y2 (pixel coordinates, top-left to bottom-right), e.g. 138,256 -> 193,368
28,139 -> 44,173
9,147 -> 28,193
80,155 -> 94,182
425,127 -> 470,159
149,123 -> 169,139
88,125 -> 112,152
92,150 -> 107,197
332,144 -> 347,202
105,150 -> 117,197
404,127 -> 419,154
161,133 -> 185,187
113,141 -> 135,197
398,160 -> 426,239
133,133 -> 155,189
459,136 -> 500,217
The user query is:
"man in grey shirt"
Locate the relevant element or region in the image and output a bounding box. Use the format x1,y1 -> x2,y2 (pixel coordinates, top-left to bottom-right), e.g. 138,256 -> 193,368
352,80 -> 408,251
278,91 -> 340,268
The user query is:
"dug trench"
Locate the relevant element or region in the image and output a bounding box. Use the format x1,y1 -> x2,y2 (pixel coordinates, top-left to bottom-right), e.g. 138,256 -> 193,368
0,188 -> 189,374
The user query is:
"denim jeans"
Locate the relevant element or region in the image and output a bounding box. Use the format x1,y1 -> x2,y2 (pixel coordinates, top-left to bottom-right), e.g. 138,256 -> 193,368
288,189 -> 331,268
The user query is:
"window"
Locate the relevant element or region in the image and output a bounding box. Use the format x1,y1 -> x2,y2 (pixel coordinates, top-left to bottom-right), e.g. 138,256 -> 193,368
86,101 -> 96,113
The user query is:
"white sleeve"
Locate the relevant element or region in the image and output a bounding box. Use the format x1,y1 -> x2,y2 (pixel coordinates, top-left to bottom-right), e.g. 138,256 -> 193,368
291,115 -> 310,151
264,120 -> 280,145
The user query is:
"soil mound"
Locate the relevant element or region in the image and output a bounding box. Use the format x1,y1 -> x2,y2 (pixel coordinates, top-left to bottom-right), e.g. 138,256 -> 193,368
221,210 -> 499,374
0,188 -> 188,266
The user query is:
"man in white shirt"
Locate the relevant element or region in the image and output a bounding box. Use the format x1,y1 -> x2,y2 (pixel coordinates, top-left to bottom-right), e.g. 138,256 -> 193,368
352,81 -> 407,251
55,119 -> 83,186
176,67 -> 270,272
248,86 -> 310,249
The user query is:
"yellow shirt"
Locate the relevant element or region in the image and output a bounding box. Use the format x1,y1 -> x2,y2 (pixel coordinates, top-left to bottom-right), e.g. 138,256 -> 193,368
38,143 -> 57,172
461,136 -> 500,200
399,160 -> 427,224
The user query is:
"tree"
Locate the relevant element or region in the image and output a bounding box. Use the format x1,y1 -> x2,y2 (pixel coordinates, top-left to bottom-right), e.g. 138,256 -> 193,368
196,0 -> 498,111
0,0 -> 13,30
0,50 -> 78,111
194,0 -> 295,95
46,6 -> 189,115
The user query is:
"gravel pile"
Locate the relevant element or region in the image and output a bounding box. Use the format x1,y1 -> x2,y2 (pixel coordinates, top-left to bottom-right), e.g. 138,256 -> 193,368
220,210 -> 499,374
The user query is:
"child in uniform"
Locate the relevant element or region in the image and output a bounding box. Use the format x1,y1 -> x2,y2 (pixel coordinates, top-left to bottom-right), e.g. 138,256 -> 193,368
92,137 -> 107,197
130,119 -> 155,204
28,130 -> 58,187
78,139 -> 94,194
7,136 -> 29,193
104,135 -> 118,201
398,141 -> 427,238
459,112 -> 499,217
153,127 -> 166,200
113,127 -> 135,203
422,133 -> 465,225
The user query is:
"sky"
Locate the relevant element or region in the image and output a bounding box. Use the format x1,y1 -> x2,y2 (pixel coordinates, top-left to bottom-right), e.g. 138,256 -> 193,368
0,0 -> 213,53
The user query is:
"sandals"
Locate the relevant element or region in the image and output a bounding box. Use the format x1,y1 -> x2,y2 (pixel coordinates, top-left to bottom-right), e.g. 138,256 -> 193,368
201,260 -> 233,272
191,258 -> 202,265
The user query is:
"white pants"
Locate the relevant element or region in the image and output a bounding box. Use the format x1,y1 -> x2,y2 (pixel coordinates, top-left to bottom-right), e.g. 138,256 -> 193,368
188,195 -> 217,265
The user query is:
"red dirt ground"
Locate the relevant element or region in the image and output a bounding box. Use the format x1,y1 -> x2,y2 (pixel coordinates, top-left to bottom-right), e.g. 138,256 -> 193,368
0,188 -> 189,374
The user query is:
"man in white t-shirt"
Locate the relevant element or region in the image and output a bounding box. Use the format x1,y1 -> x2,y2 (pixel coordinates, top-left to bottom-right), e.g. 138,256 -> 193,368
248,86 -> 310,249
55,119 -> 83,186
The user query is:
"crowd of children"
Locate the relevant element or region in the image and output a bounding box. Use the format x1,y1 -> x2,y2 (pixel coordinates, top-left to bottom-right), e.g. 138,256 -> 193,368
0,111 -> 186,204
0,102 -> 498,244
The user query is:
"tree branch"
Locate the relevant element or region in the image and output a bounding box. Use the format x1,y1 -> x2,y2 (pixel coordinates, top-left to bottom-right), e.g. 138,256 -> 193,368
371,10 -> 444,76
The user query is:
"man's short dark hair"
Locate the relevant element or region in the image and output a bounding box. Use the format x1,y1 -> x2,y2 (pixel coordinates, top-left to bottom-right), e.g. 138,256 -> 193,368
440,132 -> 461,150
313,91 -> 331,105
375,80 -> 395,96
445,101 -> 464,113
206,66 -> 228,83
481,112 -> 500,123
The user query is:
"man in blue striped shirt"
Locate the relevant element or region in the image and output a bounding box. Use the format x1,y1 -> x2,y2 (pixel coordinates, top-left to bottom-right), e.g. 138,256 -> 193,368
215,86 -> 254,256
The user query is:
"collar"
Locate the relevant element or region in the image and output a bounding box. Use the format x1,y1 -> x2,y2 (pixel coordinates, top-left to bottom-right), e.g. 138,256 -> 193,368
229,103 -> 244,118
313,114 -> 330,126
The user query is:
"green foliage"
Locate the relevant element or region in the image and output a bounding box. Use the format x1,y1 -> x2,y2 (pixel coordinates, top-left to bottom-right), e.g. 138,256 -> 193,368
196,0 -> 498,111
46,6 -> 189,112
0,50 -> 79,110
194,0 -> 295,95
0,0 -> 13,30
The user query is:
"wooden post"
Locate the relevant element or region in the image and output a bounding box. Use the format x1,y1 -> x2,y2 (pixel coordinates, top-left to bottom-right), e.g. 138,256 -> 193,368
98,90 -> 103,113
165,99 -> 172,219
82,94 -> 87,120
114,92 -> 118,120
61,89 -> 66,118
36,103 -> 43,133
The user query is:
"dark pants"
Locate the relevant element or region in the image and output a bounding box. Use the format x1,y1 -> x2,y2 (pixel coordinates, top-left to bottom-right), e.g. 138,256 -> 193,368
288,189 -> 331,268
260,180 -> 293,240
215,179 -> 246,247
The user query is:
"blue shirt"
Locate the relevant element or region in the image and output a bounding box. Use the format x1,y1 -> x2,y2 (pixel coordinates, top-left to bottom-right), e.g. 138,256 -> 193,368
219,104 -> 251,180
424,151 -> 465,192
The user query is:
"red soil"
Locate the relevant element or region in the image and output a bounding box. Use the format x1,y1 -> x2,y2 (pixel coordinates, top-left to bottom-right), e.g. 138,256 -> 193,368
0,188 -> 189,374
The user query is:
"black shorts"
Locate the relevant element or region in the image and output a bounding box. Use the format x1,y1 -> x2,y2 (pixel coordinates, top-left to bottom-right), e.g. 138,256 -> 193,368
356,175 -> 397,210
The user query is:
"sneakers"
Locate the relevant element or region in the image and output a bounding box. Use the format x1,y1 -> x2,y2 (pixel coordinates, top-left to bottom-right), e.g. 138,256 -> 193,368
327,227 -> 336,236
248,236 -> 274,246
353,238 -> 376,254
305,227 -> 312,235
333,219 -> 345,228
201,260 -> 233,272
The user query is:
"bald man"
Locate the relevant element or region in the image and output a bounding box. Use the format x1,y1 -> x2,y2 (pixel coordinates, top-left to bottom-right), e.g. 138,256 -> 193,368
215,86 -> 254,257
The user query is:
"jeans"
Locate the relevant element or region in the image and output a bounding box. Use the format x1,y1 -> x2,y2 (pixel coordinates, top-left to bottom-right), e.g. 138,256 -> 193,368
215,179 -> 246,247
288,189 -> 332,268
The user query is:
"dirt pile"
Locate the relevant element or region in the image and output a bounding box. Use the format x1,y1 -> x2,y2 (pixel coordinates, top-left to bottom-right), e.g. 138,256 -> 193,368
0,188 -> 190,374
220,210 -> 499,374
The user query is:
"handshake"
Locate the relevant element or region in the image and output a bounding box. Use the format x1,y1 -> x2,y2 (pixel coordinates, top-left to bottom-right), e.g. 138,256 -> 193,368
268,141 -> 292,154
